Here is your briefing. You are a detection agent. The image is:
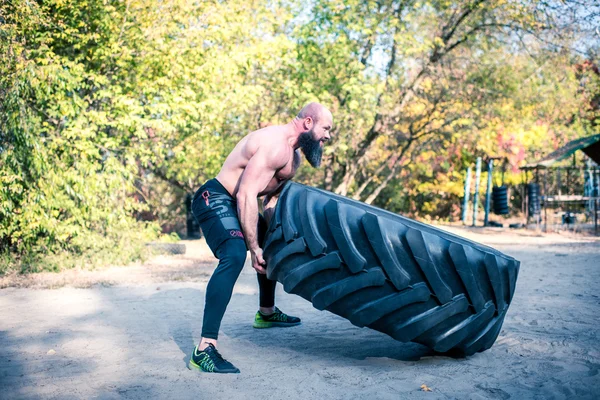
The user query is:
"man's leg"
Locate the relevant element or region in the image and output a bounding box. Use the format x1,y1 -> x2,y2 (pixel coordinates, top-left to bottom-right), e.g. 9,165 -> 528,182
189,238 -> 246,373
255,213 -> 276,314
199,238 -> 247,346
253,213 -> 301,328
257,272 -> 277,314
253,272 -> 301,328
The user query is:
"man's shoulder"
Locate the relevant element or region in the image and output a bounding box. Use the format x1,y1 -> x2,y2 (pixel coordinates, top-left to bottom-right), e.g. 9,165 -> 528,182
244,133 -> 291,169
249,126 -> 293,151
250,123 -> 287,136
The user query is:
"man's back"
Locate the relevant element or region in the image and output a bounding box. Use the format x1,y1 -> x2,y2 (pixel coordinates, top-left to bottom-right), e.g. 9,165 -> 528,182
216,125 -> 300,199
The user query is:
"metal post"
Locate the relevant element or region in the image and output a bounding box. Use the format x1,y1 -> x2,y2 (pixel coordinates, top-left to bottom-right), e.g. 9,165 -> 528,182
557,168 -> 562,196
595,192 -> 598,236
462,167 -> 472,225
536,167 -> 540,229
521,171 -> 525,215
592,167 -> 600,235
484,160 -> 493,227
544,169 -> 548,232
525,170 -> 529,225
472,157 -> 482,227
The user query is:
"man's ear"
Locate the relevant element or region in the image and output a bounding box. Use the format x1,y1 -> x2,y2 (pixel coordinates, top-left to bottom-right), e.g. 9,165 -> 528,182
303,117 -> 313,130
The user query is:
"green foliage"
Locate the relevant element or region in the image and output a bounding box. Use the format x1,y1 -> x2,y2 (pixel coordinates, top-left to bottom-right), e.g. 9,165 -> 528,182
0,0 -> 161,272
290,0 -> 598,218
1,0 -> 598,274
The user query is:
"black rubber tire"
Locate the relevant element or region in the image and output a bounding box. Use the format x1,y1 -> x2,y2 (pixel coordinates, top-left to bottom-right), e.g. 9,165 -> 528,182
527,183 -> 541,216
262,182 -> 520,356
146,242 -> 186,255
492,185 -> 510,215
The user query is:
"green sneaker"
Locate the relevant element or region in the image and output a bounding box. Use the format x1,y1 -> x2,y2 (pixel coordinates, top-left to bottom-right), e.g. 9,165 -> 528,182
188,343 -> 240,373
253,306 -> 302,329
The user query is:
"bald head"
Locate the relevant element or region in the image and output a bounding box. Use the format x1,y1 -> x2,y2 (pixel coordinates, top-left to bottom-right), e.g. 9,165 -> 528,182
297,102 -> 332,125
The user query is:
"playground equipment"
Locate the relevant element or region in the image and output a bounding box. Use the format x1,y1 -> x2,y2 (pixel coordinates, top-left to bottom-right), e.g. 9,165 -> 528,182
462,157 -> 508,226
521,134 -> 600,234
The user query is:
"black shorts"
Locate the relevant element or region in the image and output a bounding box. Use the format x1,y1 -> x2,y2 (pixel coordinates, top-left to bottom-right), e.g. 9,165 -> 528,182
191,178 -> 267,257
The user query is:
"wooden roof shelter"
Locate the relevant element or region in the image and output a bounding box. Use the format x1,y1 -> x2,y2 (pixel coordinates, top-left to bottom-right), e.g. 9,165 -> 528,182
522,134 -> 600,170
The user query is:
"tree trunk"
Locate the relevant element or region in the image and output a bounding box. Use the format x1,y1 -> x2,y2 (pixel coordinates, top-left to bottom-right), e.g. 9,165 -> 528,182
364,159 -> 405,205
322,154 -> 334,191
352,160 -> 389,200
363,139 -> 414,204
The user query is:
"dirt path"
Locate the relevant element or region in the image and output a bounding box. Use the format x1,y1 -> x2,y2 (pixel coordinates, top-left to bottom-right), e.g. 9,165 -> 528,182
1,228 -> 599,399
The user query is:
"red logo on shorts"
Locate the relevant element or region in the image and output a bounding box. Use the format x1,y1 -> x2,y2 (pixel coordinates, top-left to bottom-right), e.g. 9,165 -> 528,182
230,230 -> 244,238
202,191 -> 210,206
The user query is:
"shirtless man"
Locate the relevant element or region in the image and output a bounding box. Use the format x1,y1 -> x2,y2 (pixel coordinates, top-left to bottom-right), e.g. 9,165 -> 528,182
189,103 -> 333,373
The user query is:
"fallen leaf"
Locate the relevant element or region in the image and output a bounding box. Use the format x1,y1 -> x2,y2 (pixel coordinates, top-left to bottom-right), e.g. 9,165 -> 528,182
47,349 -> 56,355
420,384 -> 432,392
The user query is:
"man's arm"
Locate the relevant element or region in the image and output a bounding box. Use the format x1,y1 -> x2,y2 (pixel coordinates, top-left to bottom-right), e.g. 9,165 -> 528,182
236,147 -> 288,273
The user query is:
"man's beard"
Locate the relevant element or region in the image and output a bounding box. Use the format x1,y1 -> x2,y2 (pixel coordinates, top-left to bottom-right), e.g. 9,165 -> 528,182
298,130 -> 323,168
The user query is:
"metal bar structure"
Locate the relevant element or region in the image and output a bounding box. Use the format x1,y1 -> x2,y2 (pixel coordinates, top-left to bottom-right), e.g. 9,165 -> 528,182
519,151 -> 600,234
595,197 -> 598,235
524,170 -> 529,225
462,167 -> 472,224
544,169 -> 548,232
567,167 -> 571,196
521,170 -> 525,215
520,166 -> 594,172
592,167 -> 600,235
472,157 -> 482,227
536,169 -> 540,229
484,160 -> 493,227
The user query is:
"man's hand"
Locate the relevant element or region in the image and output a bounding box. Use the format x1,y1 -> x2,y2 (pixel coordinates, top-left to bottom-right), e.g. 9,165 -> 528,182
250,247 -> 267,274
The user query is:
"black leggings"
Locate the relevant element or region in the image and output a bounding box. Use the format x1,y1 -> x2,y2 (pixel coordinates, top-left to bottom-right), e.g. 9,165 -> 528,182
201,238 -> 276,340
193,178 -> 277,340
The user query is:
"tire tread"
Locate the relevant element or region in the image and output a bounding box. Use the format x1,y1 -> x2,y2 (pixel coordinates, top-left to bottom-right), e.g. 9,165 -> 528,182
263,182 -> 519,356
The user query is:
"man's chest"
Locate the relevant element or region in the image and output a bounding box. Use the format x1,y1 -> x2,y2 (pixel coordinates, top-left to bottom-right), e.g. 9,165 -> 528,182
275,150 -> 301,180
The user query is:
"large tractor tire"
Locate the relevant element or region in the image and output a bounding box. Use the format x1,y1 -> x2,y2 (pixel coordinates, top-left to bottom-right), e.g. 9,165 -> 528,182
262,182 -> 520,356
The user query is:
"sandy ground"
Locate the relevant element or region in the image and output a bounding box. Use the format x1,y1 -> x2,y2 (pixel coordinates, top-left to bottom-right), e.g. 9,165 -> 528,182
1,227 -> 599,399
